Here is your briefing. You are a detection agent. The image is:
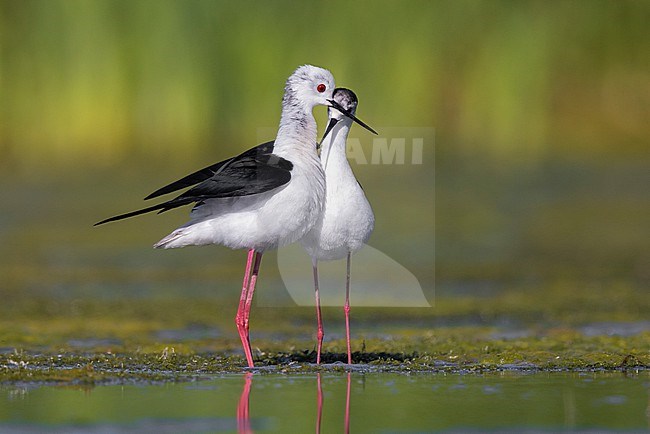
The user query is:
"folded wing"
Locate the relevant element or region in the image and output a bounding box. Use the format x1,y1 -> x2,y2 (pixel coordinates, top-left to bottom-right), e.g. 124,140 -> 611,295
144,141 -> 276,200
95,141 -> 292,226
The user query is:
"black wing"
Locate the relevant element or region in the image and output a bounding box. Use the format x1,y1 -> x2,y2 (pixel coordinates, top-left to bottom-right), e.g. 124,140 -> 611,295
173,151 -> 293,201
95,142 -> 292,226
144,141 -> 276,200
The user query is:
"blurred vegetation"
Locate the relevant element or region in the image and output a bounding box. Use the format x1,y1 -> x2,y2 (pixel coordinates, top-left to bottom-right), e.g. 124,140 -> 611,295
0,0 -> 648,170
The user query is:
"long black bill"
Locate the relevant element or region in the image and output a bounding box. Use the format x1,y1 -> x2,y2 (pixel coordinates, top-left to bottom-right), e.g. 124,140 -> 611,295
327,99 -> 378,135
318,118 -> 340,148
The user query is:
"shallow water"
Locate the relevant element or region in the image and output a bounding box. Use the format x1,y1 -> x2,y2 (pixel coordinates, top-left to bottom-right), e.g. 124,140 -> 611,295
1,372 -> 648,433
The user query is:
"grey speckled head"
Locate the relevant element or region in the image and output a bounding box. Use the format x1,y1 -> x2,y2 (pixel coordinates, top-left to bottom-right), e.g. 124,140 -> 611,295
330,88 -> 358,116
321,87 -> 377,142
320,86 -> 377,143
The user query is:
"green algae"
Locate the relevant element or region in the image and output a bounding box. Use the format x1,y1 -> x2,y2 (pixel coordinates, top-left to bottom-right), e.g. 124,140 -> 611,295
1,328 -> 648,386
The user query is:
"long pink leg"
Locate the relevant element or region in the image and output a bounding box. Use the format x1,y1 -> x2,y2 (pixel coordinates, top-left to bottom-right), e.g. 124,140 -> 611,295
235,249 -> 255,368
242,251 -> 263,364
344,252 -> 352,364
312,260 -> 324,364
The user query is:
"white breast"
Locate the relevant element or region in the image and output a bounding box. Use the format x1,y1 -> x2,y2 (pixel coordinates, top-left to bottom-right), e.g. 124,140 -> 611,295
301,123 -> 375,261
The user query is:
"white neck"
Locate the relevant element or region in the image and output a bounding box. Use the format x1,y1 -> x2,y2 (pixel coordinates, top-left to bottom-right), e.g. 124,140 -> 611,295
320,120 -> 355,177
274,90 -> 318,155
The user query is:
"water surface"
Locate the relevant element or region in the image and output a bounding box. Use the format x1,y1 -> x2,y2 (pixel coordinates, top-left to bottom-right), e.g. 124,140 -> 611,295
1,371 -> 648,433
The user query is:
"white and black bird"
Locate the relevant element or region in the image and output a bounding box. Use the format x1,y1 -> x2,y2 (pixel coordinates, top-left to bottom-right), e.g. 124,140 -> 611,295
95,66 -> 376,368
301,88 -> 375,364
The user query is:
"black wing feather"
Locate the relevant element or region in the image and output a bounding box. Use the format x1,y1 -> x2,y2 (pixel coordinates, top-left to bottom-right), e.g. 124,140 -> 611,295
94,200 -> 192,225
95,142 -> 292,226
177,153 -> 292,200
144,141 -> 276,200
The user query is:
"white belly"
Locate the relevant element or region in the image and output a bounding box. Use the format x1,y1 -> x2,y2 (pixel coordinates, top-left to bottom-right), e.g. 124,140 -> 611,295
302,180 -> 375,261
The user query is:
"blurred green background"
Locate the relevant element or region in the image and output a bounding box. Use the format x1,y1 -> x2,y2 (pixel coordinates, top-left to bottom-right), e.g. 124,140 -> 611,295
1,0 -> 648,168
0,0 -> 648,343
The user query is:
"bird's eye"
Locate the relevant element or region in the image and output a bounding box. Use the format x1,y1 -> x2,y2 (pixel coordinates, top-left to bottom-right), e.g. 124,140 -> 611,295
317,84 -> 326,93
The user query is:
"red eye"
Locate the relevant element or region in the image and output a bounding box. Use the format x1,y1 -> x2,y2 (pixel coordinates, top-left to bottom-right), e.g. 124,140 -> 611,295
317,84 -> 326,93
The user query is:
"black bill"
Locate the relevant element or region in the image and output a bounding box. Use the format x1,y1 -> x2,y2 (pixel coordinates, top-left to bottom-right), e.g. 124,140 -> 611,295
319,117 -> 340,147
327,99 -> 378,136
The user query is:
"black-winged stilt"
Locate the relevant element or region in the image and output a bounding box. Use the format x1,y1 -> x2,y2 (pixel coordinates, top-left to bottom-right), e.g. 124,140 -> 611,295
301,88 -> 375,364
95,66 -> 376,368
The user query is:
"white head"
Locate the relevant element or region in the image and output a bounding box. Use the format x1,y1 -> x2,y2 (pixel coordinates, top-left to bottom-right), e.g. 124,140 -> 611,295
283,65 -> 336,110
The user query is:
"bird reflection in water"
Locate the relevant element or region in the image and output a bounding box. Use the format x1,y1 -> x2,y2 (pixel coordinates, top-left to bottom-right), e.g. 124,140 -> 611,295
316,373 -> 324,433
345,372 -> 351,434
236,372 -> 352,433
237,373 -> 253,434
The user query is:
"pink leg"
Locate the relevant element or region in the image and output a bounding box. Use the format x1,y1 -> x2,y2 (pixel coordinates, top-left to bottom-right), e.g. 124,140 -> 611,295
312,260 -> 324,364
242,251 -> 263,364
235,249 -> 255,368
344,252 -> 352,364
316,372 -> 323,434
237,372 -> 253,434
